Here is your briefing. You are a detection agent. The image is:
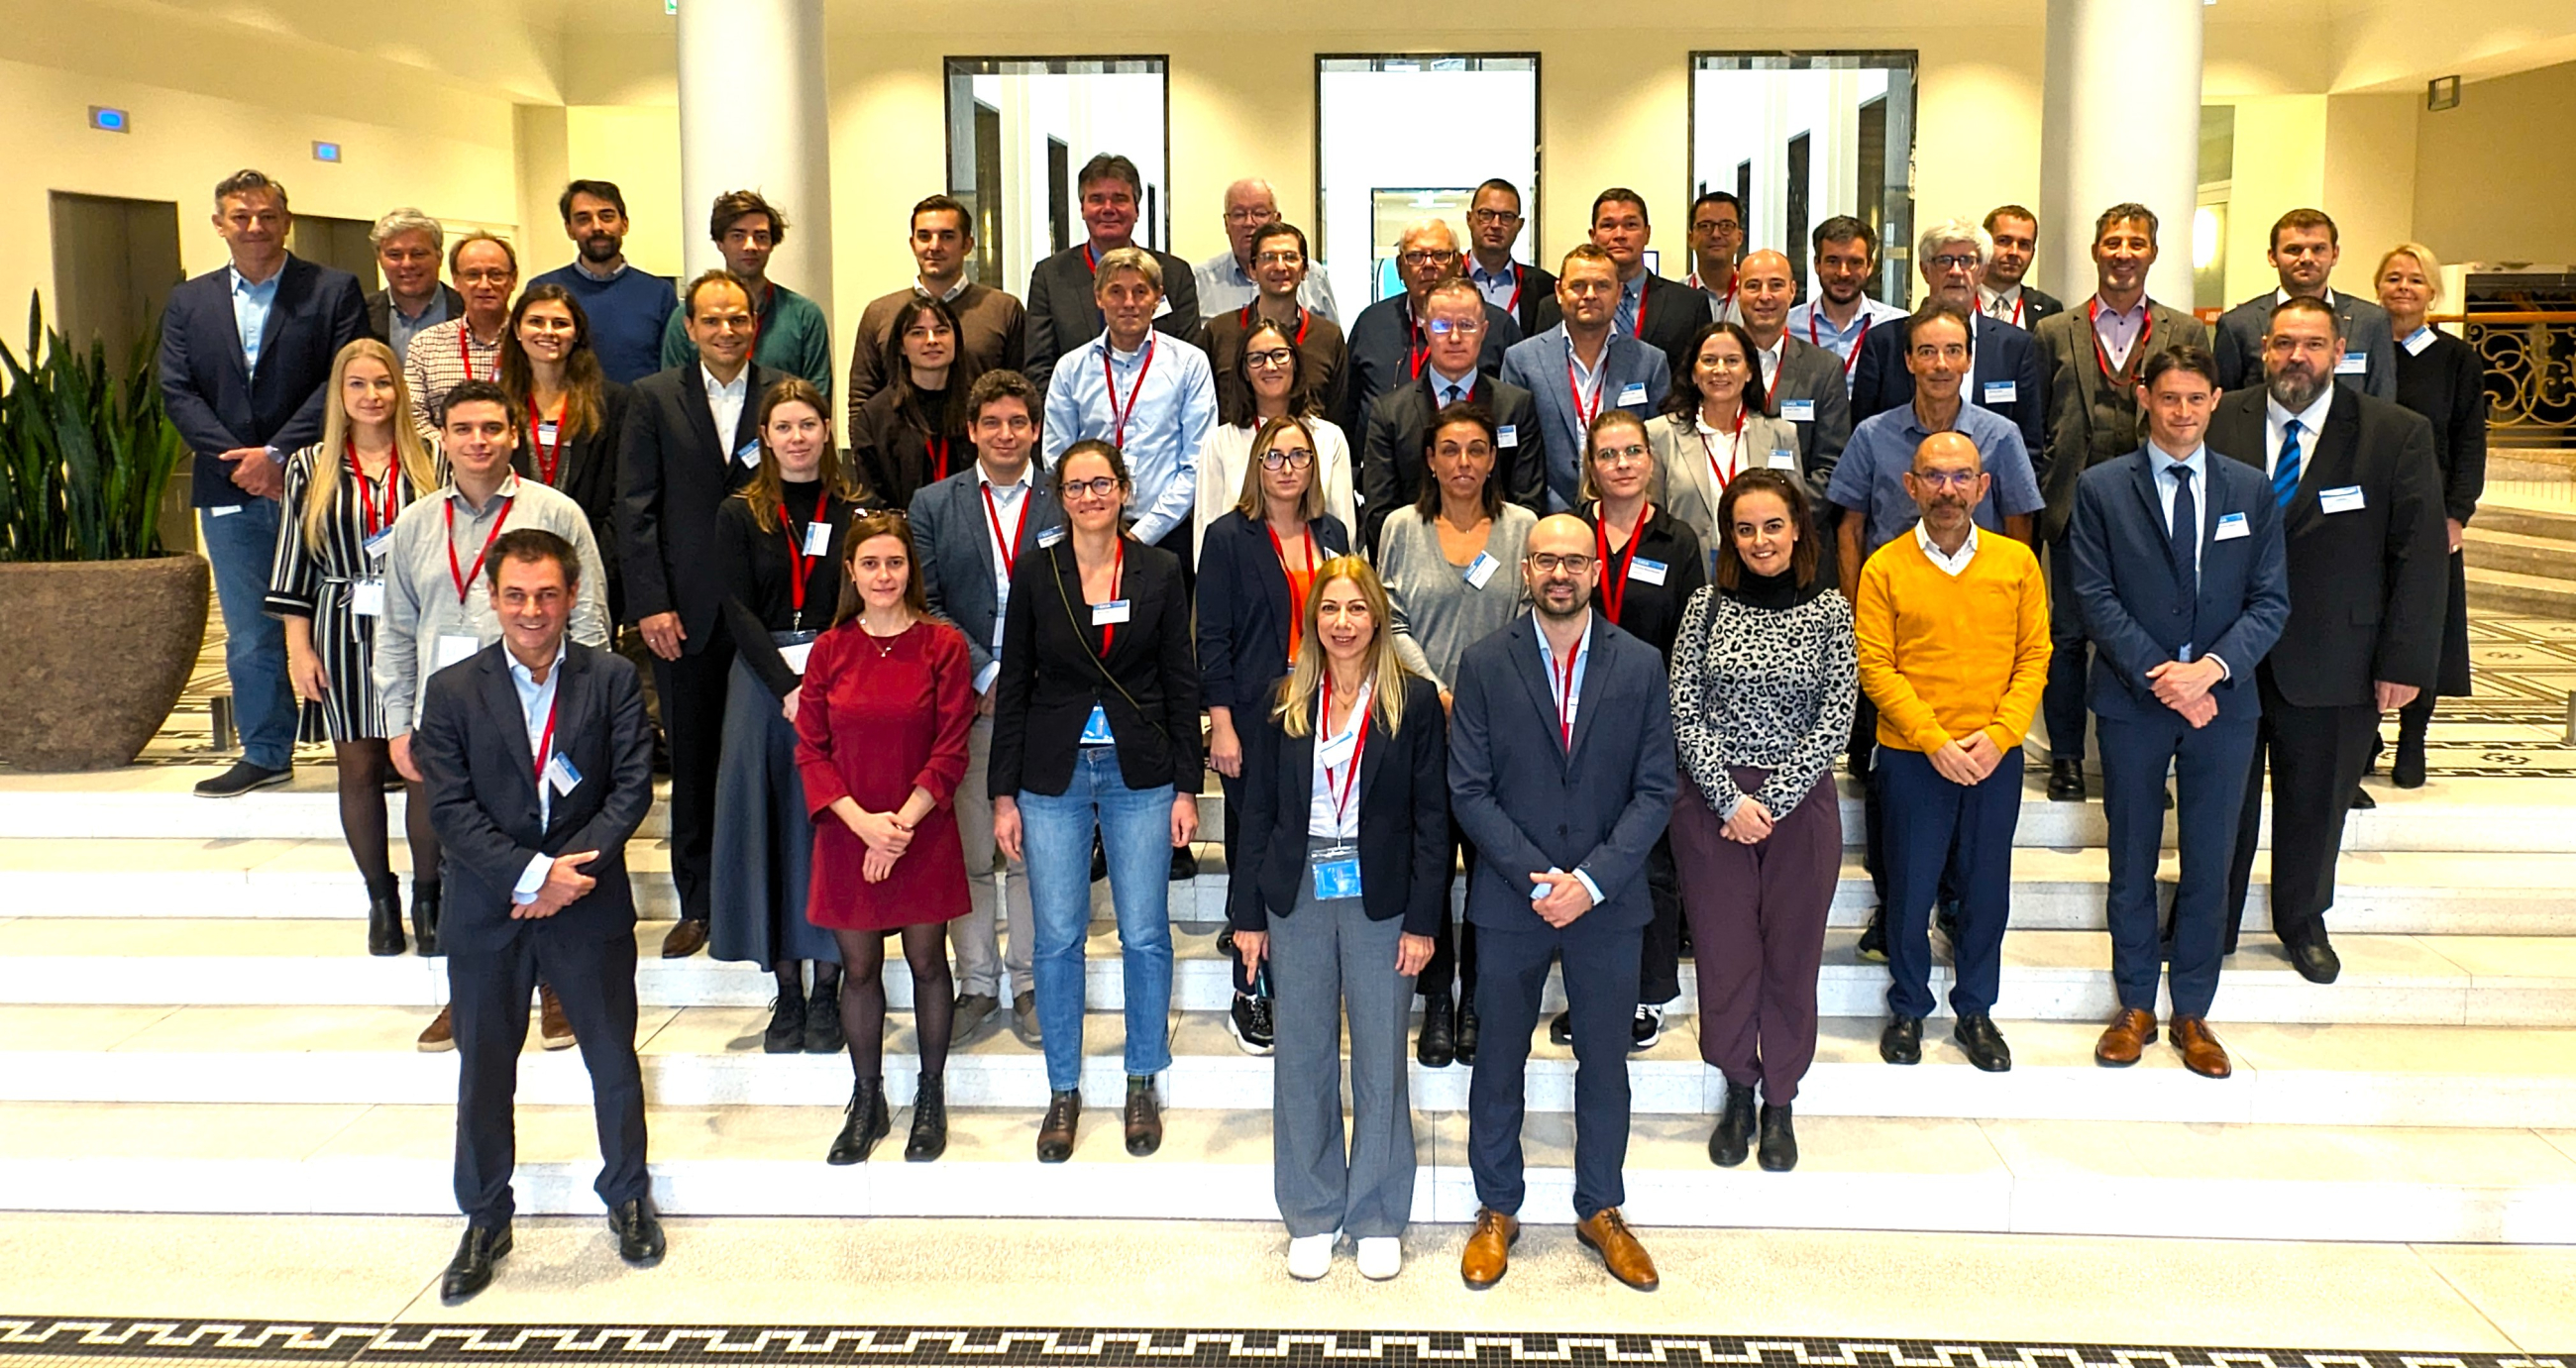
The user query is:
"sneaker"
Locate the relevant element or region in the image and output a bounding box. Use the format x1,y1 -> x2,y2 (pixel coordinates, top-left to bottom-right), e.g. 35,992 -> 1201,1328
805,985 -> 845,1054
762,992 -> 805,1054
1355,1236 -> 1401,1281
952,992 -> 1000,1045
416,1004 -> 455,1052
538,985 -> 575,1050
1856,907 -> 1888,963
1287,1232 -> 1335,1281
193,760 -> 291,798
1228,992 -> 1275,1055
1630,1004 -> 1664,1051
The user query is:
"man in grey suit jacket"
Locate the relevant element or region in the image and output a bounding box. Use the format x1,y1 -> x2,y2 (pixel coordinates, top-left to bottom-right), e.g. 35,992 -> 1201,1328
1020,153 -> 1200,396
1739,249 -> 1854,498
363,207 -> 466,365
2211,208 -> 2395,400
909,369 -> 1066,1049
1499,246 -> 1673,511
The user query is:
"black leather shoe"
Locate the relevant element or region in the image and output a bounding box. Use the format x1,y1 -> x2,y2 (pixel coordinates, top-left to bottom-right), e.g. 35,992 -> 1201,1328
1548,1010 -> 1573,1046
905,1074 -> 947,1162
1037,1089 -> 1080,1162
1169,847 -> 1197,882
2392,739 -> 2428,789
2350,786 -> 2377,810
763,993 -> 806,1054
804,984 -> 844,1054
1953,1012 -> 2014,1072
1878,1014 -> 1923,1064
1856,907 -> 1888,964
2047,758 -> 2086,801
1757,1104 -> 1798,1172
1707,1082 -> 1755,1167
608,1197 -> 665,1266
826,1077 -> 890,1165
1417,994 -> 1455,1068
439,1223 -> 510,1304
1455,1002 -> 1481,1064
411,882 -> 442,958
193,760 -> 291,798
2288,934 -> 2342,985
366,879 -> 406,956
1124,1075 -> 1163,1156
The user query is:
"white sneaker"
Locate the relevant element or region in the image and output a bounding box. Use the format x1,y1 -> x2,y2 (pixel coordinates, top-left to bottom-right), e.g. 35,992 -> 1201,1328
1287,1232 -> 1336,1281
1355,1236 -> 1401,1280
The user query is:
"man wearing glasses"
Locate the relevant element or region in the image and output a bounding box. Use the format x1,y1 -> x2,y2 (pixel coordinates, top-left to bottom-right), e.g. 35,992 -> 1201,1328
1193,179 -> 1340,323
1464,179 -> 1554,337
1358,277 -> 1546,552
403,232 -> 519,442
1686,191 -> 1748,326
1850,218 -> 2050,462
1200,221 -> 1349,421
1342,217 -> 1520,440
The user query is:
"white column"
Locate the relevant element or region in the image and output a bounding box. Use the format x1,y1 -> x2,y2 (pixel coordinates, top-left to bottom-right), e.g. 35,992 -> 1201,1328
677,0 -> 833,328
2039,0 -> 2202,306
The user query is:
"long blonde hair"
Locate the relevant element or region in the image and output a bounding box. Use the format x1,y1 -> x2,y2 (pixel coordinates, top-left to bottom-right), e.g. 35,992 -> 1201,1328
303,338 -> 437,542
1273,556 -> 1415,739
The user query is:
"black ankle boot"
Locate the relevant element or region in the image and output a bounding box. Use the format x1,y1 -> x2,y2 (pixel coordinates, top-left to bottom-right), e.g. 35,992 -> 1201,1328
1416,993 -> 1455,1068
1708,1082 -> 1756,1167
366,877 -> 406,956
905,1075 -> 948,1161
2393,708 -> 2430,789
410,883 -> 442,957
1758,1103 -> 1798,1171
826,1077 -> 890,1165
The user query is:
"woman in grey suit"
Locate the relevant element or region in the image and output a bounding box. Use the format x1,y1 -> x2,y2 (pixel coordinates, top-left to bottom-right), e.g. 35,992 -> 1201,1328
1647,321 -> 1803,556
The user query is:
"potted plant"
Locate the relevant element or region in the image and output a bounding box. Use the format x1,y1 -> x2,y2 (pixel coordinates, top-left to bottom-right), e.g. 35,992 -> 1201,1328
0,292 -> 204,771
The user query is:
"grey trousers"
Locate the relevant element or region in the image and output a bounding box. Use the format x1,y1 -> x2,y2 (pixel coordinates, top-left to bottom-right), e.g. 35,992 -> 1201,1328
1268,837 -> 1417,1239
950,712 -> 1035,998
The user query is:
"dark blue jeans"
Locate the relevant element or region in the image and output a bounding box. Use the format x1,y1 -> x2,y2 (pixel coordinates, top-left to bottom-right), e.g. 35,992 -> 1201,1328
200,499 -> 296,769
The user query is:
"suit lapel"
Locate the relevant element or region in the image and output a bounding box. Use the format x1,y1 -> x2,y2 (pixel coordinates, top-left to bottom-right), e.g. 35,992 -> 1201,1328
256,259 -> 301,373
1507,618 -> 1565,761
478,653 -> 542,825
1564,623 -> 1602,761
2125,453 -> 2177,578
682,369 -> 723,462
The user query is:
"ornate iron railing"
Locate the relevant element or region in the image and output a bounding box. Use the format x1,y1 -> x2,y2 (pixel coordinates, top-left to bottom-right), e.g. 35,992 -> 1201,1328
2439,310 -> 2576,452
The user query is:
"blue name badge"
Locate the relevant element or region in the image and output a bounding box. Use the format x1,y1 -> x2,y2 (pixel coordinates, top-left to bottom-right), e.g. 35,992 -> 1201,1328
1463,551 -> 1500,587
735,440 -> 761,468
1079,703 -> 1115,745
1780,399 -> 1817,423
2214,511 -> 2250,542
1982,380 -> 2018,406
544,752 -> 583,796
1311,842 -> 1363,900
2336,351 -> 2369,375
1036,525 -> 1066,548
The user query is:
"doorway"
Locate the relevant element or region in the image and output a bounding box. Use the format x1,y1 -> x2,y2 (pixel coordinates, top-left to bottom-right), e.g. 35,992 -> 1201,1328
288,215 -> 378,291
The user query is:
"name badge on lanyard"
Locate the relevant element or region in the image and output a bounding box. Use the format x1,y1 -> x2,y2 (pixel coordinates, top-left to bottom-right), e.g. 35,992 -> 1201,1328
1982,380 -> 2017,406
1092,599 -> 1131,625
349,579 -> 385,617
803,520 -> 832,557
543,752 -> 583,796
1628,557 -> 1668,586
1079,702 -> 1115,745
434,633 -> 480,671
1780,399 -> 1816,422
1312,842 -> 1363,900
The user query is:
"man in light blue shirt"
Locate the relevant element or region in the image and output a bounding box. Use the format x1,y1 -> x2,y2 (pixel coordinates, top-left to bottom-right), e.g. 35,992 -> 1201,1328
1043,246 -> 1218,570
1830,305 -> 2045,571
1194,178 -> 1339,322
1785,215 -> 1910,387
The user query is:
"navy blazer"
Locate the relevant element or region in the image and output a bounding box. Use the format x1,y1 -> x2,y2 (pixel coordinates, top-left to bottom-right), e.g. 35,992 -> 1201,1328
1498,327 -> 1673,512
158,256 -> 368,507
1339,294 -> 1521,439
616,362 -> 780,646
1230,673 -> 1450,938
909,465 -> 1068,684
1849,312 -> 2050,474
2068,447 -> 2291,724
1448,614 -> 1676,935
1195,510 -> 1353,714
413,640 -> 656,956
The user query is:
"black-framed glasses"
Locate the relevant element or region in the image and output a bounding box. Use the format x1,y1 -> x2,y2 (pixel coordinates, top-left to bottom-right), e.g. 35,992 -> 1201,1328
1259,447 -> 1315,471
1244,348 -> 1295,369
1060,475 -> 1123,499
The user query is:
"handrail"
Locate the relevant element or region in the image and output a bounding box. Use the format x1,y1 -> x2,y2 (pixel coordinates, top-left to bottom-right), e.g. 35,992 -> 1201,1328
2432,312 -> 2576,325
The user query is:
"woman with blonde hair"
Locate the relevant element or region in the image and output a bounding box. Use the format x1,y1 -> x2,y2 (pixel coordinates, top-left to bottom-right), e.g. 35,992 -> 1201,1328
1229,556 -> 1447,1282
265,337 -> 441,954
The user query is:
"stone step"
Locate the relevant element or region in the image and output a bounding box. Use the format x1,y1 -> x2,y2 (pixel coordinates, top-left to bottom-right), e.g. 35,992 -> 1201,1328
2466,565 -> 2576,621
2469,502 -> 2576,542
2464,525 -> 2576,579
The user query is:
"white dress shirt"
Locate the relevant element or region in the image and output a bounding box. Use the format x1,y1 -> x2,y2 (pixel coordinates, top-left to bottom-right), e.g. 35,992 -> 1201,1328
1915,519 -> 1981,577
507,638 -> 568,904
2263,387 -> 2335,480
703,364 -> 750,456
2148,440 -> 2211,578
1307,679 -> 1374,840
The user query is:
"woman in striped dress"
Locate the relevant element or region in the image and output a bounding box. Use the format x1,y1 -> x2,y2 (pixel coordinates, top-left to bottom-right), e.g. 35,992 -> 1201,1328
267,338 -> 441,955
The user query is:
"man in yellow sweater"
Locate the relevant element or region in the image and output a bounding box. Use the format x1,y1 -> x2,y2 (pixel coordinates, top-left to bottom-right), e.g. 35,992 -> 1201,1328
1856,431 -> 2052,1073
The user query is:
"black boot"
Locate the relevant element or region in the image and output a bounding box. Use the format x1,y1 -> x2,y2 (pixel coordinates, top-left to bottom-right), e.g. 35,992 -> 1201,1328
763,991 -> 807,1054
1455,1000 -> 1480,1064
366,876 -> 406,956
1758,1103 -> 1798,1172
1707,1082 -> 1756,1168
905,1075 -> 948,1161
410,882 -> 442,957
2393,705 -> 2431,789
826,1077 -> 890,1165
1416,993 -> 1455,1068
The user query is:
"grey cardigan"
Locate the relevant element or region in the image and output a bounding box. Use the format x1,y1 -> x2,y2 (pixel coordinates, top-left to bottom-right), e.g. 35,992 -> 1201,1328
1376,502 -> 1538,691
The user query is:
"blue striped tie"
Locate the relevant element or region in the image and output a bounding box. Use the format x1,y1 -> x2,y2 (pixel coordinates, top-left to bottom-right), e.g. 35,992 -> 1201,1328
2273,419 -> 2303,511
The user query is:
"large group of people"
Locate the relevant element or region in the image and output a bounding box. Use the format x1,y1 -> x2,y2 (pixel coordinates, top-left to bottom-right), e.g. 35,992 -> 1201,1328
161,152 -> 2481,1302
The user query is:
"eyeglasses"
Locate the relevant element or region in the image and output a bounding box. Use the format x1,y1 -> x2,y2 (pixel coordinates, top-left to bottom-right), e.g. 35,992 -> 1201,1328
1224,207 -> 1275,224
1259,447 -> 1316,470
1591,443 -> 1651,467
1060,475 -> 1123,499
1253,250 -> 1305,267
1425,317 -> 1482,337
457,268 -> 514,285
1909,469 -> 1983,489
1527,553 -> 1596,575
1399,250 -> 1456,267
1244,348 -> 1296,370
1927,254 -> 1983,272
1468,208 -> 1521,225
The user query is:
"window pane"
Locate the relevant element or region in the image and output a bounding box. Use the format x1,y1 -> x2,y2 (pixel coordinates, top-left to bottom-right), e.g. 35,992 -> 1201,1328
945,57 -> 1170,292
1692,52 -> 1917,304
1317,55 -> 1539,310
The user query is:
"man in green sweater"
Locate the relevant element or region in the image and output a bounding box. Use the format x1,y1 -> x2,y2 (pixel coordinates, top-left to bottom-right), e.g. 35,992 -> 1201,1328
659,189 -> 834,398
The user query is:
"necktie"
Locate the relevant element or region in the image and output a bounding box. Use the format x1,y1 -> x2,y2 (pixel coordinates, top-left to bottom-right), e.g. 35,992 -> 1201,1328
1443,382 -> 1462,405
2169,464 -> 2198,594
2273,419 -> 2303,510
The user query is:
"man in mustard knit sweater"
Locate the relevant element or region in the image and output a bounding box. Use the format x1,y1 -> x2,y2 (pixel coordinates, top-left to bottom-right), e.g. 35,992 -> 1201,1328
1855,431 -> 2052,1073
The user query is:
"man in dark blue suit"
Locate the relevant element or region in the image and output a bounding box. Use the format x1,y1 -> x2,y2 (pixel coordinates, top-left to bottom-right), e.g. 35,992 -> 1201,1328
412,530 -> 659,1304
1849,216 -> 2049,465
1449,514 -> 1673,1294
157,168 -> 366,796
2069,345 -> 2290,1080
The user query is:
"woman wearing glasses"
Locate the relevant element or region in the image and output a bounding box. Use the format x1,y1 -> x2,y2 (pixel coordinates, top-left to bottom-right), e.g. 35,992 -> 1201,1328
1198,414 -> 1355,1055
1647,321 -> 1804,556
992,440 -> 1202,1162
1193,316 -> 1358,566
1375,400 -> 1537,1068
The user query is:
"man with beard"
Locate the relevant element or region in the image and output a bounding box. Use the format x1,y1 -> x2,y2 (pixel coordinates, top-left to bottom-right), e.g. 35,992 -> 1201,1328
1785,216 -> 1908,387
1978,205 -> 2064,330
532,180 -> 678,385
2207,296 -> 2443,984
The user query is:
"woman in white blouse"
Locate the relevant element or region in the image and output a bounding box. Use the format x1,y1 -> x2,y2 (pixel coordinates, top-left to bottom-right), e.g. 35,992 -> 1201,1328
1194,316 -> 1358,564
1647,320 -> 1803,555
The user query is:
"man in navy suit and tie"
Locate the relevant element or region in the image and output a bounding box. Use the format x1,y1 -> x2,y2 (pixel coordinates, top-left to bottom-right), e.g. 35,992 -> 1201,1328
1449,514 -> 1673,1294
158,168 -> 367,797
2068,345 -> 2291,1079
1500,245 -> 1672,511
412,529 -> 659,1303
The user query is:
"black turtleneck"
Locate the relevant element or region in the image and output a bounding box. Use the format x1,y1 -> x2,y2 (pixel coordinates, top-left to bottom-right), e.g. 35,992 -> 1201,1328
1726,562 -> 1824,611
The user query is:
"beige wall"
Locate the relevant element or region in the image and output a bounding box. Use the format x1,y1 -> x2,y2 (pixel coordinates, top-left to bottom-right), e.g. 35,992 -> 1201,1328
2414,61 -> 2576,269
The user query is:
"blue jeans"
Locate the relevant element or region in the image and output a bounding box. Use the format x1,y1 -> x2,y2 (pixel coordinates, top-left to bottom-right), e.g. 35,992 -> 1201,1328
1020,748 -> 1177,1092
200,499 -> 296,769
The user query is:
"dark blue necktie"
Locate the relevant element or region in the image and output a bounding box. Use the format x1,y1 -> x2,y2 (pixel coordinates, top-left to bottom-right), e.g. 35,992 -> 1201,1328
2273,419 -> 2303,510
2169,463 -> 2198,593
1443,382 -> 1463,405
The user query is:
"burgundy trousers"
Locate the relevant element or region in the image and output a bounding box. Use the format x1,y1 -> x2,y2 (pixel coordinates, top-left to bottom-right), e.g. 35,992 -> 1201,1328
1669,766 -> 1842,1104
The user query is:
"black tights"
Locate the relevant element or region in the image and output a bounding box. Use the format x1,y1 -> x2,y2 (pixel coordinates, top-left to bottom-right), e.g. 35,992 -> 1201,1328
334,740 -> 439,891
775,959 -> 842,1002
832,925 -> 953,1086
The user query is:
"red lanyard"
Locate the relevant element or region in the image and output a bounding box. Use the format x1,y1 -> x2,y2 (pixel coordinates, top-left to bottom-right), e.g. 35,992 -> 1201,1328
1406,302 -> 1431,379
1692,275 -> 1739,321
781,487 -> 830,619
445,493 -> 514,606
1700,404 -> 1748,492
2090,296 -> 2152,383
348,440 -> 399,539
533,692 -> 558,788
1090,538 -> 1127,656
1565,351 -> 1606,434
1812,310 -> 1870,375
1238,304 -> 1311,346
528,396 -> 567,487
1627,281 -> 1651,340
1548,635 -> 1582,751
1496,265 -> 1524,318
750,281 -> 774,350
1319,676 -> 1371,828
456,323 -> 484,382
928,435 -> 952,482
1759,346 -> 1782,409
1987,292 -> 2024,328
1268,520 -> 1319,660
1105,336 -> 1157,450
983,481 -> 1029,578
1082,242 -> 1101,273
1594,509 -> 1646,624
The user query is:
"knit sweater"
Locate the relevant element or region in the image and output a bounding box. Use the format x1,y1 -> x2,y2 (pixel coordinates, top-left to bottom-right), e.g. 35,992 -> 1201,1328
1855,526 -> 2052,755
530,263 -> 678,386
1377,503 -> 1537,691
1668,582 -> 1858,820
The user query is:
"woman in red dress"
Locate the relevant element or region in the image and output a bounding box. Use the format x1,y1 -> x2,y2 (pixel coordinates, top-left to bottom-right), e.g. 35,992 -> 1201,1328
795,510 -> 976,1165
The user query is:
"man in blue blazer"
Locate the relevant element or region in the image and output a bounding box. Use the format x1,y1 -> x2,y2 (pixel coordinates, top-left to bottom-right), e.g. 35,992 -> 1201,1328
2068,345 -> 2290,1081
1449,514 -> 1673,1294
157,168 -> 367,797
1499,245 -> 1672,512
1849,217 -> 2049,467
411,530 -> 659,1303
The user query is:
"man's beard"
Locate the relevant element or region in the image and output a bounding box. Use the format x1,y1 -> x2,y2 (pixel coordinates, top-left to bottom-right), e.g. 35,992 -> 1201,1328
2267,366 -> 2327,412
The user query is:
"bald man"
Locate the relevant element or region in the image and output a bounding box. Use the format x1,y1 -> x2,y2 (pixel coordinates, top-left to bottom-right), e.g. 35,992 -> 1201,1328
1738,248 -> 1854,503
1339,216 -> 1521,438
1194,178 -> 1340,323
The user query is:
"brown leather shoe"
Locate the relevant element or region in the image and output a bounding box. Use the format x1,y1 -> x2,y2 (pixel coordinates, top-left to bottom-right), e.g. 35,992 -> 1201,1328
538,985 -> 575,1050
2171,1014 -> 2233,1079
1036,1090 -> 1080,1163
1460,1208 -> 1518,1290
660,919 -> 709,959
1123,1075 -> 1163,1156
1574,1207 -> 1659,1291
2093,1007 -> 2158,1067
416,1004 -> 455,1053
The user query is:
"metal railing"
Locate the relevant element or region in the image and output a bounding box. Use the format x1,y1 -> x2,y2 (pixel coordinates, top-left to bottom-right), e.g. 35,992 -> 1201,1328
2436,311 -> 2576,452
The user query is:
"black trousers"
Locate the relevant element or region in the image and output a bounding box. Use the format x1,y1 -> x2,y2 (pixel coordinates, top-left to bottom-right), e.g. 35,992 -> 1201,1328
2039,533 -> 2093,764
2225,665 -> 2379,951
652,642 -> 734,923
449,926 -> 648,1225
1419,816 -> 1479,1003
1469,922 -> 1642,1221
1639,833 -> 1682,1004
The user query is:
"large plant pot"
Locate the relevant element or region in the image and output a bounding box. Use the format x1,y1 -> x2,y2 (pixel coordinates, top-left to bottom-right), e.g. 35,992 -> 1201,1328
0,557 -> 209,772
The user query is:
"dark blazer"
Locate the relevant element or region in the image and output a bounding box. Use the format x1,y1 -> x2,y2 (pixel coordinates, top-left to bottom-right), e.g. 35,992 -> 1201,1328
2068,448 -> 2292,723
519,380 -> 633,618
1498,328 -> 1673,511
1230,673 -> 1450,937
1487,261 -> 1558,337
1194,510 -> 1353,714
991,534 -> 1203,796
1849,311 -> 2050,467
909,465 -> 1067,684
2204,386 -> 2447,707
364,283 -> 467,347
2035,302 -> 2210,544
1530,271 -> 1708,377
1448,615 -> 1677,935
1021,244 -> 1201,397
158,256 -> 369,507
1766,334 -> 1855,496
2214,289 -> 2396,400
1996,286 -> 2066,329
1339,294 -> 1521,439
616,363 -> 778,647
413,640 -> 655,955
1357,374 -> 1547,555
2395,331 -> 2488,526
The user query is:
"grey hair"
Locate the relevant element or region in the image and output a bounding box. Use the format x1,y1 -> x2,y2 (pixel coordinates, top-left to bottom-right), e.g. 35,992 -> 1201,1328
370,207 -> 445,253
1916,217 -> 1992,270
